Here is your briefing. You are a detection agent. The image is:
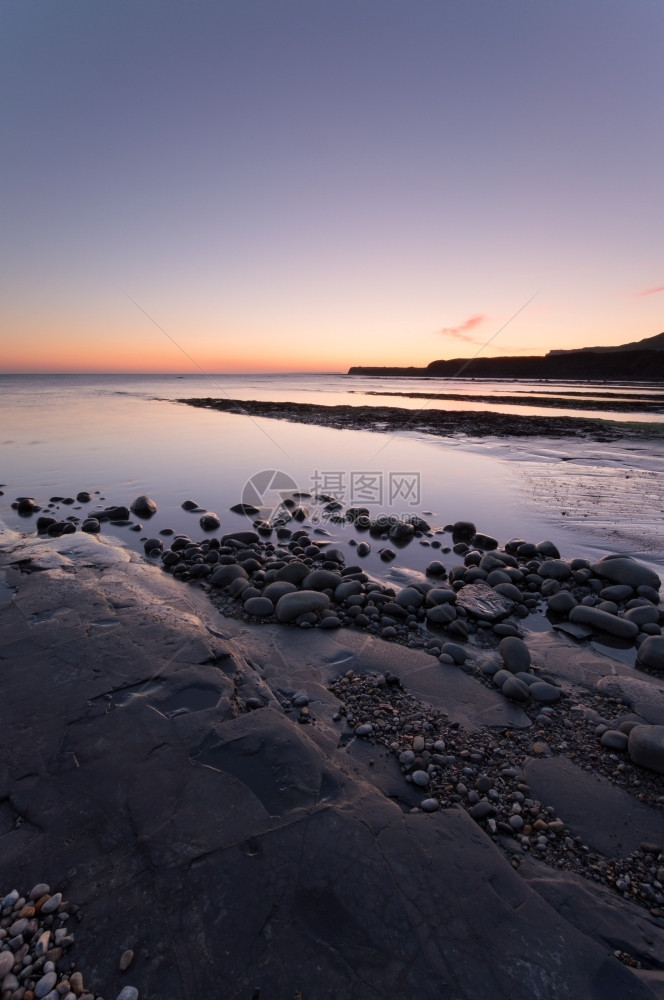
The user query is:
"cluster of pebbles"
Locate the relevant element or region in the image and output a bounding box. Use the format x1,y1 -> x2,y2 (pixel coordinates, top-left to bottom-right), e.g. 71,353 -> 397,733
327,669 -> 664,920
0,886 -> 137,1000
145,504 -> 663,662
8,494 -> 156,539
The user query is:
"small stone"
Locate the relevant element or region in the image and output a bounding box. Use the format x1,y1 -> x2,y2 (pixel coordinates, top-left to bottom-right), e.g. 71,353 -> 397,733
115,987 -> 139,1000
34,972 -> 57,999
69,972 -> 84,996
529,681 -> 561,704
600,730 -> 628,752
35,931 -> 51,957
29,884 -> 50,901
40,894 -> 62,915
498,636 -> 531,672
243,597 -> 274,617
569,605 -> 639,639
0,951 -> 15,977
469,800 -> 494,820
502,676 -> 531,701
590,556 -> 660,591
629,725 -> 664,774
130,495 -> 157,517
441,642 -> 468,665
636,636 -> 664,671
412,735 -> 425,753
420,798 -> 440,812
354,724 -> 373,736
411,770 -> 430,787
119,950 -> 134,972
547,591 -> 578,614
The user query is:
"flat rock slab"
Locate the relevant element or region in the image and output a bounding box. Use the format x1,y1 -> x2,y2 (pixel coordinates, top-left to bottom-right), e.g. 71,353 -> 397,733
524,756 -> 663,856
236,624 -> 531,730
595,675 -> 664,726
455,581 -> 514,621
519,855 -> 664,975
524,631 -> 640,690
0,527 -> 660,1000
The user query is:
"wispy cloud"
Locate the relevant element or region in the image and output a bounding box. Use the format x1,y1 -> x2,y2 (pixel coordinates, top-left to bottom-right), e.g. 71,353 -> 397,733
438,313 -> 487,343
636,285 -> 664,298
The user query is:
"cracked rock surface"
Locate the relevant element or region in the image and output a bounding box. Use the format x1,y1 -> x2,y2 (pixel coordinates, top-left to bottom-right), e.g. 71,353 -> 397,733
1,528 -> 663,1000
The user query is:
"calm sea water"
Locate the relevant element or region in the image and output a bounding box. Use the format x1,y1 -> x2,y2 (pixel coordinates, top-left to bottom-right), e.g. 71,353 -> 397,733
1,373 -> 662,582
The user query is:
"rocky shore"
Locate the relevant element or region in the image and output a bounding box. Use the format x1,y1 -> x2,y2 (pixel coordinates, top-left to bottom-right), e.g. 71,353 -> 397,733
1,511 -> 664,999
352,387 -> 664,414
177,396 -> 664,441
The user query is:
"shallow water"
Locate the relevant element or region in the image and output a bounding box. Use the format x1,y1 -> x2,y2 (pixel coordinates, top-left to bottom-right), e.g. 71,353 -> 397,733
1,373 -> 663,581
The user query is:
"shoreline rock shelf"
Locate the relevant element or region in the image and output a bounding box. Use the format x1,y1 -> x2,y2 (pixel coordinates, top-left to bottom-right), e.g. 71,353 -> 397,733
177,395 -> 664,441
1,526 -> 664,999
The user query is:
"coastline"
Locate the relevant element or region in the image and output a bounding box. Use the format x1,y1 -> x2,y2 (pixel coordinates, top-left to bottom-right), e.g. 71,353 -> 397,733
2,518 -> 664,999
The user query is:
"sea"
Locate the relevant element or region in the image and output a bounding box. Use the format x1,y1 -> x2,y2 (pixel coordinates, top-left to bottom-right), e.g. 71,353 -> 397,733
2,372 -> 664,589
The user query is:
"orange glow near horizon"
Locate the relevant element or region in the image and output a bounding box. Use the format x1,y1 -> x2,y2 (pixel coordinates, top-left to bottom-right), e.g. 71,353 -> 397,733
2,302 -> 662,374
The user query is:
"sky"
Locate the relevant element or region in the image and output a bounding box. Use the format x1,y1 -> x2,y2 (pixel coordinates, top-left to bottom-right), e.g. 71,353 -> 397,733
1,0 -> 663,373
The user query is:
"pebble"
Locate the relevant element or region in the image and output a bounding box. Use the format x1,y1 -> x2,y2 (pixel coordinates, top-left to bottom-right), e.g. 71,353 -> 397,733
0,951 -> 15,976
115,989 -> 139,1000
40,895 -> 61,915
628,725 -> 664,774
636,635 -> 664,671
275,590 -> 331,622
498,636 -> 531,672
199,512 -> 221,531
119,950 -> 134,972
129,495 -> 157,517
569,606 -> 639,639
600,730 -> 628,752
502,676 -> 531,702
590,556 -> 660,591
529,681 -> 561,704
35,972 -> 57,998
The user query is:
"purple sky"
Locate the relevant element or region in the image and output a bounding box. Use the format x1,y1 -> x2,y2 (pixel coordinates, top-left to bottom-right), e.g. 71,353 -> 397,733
2,0 -> 663,372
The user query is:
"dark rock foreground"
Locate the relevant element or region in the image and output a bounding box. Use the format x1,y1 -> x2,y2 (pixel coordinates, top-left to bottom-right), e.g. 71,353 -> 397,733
1,530 -> 663,1000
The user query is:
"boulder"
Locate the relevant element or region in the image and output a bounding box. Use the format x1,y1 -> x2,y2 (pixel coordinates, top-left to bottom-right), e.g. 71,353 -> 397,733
130,495 -> 158,517
636,635 -> 664,671
200,513 -> 221,531
538,560 -> 573,581
210,565 -> 249,588
499,636 -> 531,673
276,591 -> 331,623
244,597 -> 275,618
590,556 -> 660,592
628,725 -> 664,774
547,591 -> 578,615
569,606 -> 639,640
303,570 -> 343,591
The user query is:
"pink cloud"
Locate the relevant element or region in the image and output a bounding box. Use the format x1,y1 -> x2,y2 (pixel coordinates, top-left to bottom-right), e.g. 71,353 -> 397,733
439,314 -> 487,343
636,285 -> 664,298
